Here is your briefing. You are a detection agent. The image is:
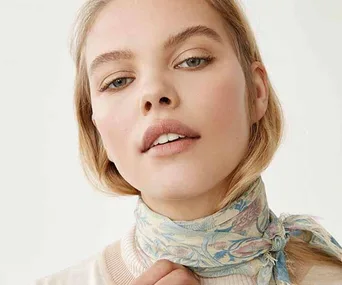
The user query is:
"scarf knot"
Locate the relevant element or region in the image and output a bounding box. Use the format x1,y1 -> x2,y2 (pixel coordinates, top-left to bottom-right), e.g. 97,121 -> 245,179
270,234 -> 288,252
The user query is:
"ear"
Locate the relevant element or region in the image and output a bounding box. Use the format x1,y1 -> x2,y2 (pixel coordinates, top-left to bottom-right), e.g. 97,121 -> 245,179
250,61 -> 269,124
92,114 -> 97,128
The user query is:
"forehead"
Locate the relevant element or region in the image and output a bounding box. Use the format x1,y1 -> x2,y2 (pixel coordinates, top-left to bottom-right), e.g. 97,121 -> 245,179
85,0 -> 229,67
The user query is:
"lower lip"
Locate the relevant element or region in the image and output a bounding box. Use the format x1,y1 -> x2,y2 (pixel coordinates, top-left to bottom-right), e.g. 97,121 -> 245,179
145,137 -> 200,157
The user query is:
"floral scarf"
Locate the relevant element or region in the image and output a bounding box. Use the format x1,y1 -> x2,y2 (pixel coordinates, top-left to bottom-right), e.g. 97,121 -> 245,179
133,176 -> 342,284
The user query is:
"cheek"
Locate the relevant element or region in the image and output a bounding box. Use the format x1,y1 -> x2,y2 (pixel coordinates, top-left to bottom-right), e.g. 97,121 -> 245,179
195,69 -> 250,170
197,70 -> 248,134
92,99 -> 135,159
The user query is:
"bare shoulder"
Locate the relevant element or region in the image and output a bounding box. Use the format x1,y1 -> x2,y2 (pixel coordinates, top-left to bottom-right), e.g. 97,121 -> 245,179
34,252 -> 106,285
300,262 -> 342,285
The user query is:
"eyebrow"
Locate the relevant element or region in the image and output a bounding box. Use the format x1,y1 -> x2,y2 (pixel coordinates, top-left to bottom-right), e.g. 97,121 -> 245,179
88,25 -> 223,76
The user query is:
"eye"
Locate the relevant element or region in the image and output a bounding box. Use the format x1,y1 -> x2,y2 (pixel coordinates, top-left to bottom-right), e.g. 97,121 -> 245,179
98,56 -> 215,93
99,77 -> 134,92
175,55 -> 214,69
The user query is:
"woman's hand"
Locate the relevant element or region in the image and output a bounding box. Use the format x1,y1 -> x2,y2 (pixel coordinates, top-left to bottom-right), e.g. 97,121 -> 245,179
131,259 -> 201,285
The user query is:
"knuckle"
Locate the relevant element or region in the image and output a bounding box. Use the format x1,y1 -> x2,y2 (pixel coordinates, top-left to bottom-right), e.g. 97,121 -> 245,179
155,259 -> 175,271
174,268 -> 198,283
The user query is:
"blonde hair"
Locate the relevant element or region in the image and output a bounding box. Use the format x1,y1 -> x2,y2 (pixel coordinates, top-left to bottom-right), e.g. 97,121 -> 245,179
69,0 -> 341,283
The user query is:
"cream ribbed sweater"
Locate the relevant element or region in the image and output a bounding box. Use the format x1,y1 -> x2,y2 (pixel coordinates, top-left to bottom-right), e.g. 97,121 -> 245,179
35,224 -> 342,285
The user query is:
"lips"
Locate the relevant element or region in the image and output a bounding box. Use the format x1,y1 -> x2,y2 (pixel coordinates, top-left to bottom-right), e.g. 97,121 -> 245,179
141,119 -> 201,153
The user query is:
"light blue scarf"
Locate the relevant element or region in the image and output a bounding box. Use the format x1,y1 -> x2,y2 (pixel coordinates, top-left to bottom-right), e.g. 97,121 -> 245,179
134,176 -> 342,284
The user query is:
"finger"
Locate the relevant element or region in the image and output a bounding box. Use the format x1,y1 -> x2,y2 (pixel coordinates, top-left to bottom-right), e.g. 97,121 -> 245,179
155,268 -> 201,285
131,259 -> 185,285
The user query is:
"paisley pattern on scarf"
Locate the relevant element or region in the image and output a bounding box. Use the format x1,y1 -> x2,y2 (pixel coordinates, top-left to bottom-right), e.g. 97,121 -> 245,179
134,176 -> 342,284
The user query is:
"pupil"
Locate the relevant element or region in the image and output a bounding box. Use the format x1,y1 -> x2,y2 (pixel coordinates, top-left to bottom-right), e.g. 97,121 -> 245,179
114,78 -> 125,87
188,58 -> 200,67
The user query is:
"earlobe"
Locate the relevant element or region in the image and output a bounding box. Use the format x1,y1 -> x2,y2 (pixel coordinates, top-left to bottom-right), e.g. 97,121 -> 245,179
92,115 -> 97,128
251,62 -> 269,124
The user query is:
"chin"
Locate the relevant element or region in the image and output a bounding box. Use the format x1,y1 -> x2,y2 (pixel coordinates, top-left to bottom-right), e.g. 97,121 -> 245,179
148,177 -> 209,200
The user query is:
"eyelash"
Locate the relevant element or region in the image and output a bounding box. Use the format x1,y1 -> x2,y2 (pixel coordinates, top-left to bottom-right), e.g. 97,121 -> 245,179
99,55 -> 215,92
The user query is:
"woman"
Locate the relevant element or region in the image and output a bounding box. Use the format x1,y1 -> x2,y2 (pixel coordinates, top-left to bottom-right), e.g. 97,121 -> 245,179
36,0 -> 342,284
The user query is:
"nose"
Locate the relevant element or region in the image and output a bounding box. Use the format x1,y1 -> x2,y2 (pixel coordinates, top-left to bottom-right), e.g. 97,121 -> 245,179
139,80 -> 180,116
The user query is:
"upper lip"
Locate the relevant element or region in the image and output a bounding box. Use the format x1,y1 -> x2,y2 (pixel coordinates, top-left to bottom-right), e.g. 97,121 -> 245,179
140,119 -> 201,153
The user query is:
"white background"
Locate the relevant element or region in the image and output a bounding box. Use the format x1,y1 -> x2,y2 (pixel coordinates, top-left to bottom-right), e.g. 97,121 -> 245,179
0,1 -> 341,284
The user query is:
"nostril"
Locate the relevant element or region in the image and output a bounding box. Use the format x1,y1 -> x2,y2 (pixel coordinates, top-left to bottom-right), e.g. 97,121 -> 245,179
160,97 -> 171,104
145,101 -> 152,111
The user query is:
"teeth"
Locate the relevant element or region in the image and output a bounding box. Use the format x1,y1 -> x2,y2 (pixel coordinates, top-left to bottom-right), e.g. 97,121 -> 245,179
152,133 -> 186,146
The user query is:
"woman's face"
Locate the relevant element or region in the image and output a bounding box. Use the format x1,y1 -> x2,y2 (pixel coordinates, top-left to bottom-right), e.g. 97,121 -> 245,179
85,0 -> 256,217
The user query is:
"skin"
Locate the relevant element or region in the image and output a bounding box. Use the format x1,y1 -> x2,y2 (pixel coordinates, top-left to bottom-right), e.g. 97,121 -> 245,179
85,0 -> 268,222
130,260 -> 200,285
